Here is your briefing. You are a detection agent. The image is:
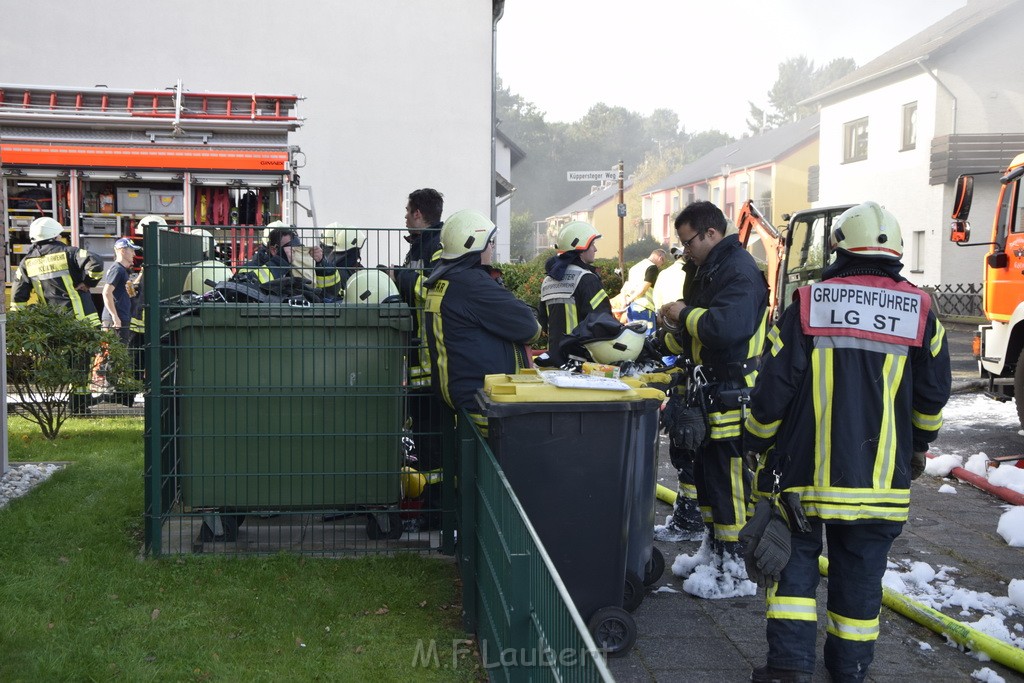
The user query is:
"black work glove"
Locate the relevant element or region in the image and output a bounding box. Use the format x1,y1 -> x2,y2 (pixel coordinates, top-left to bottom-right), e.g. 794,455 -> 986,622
911,451 -> 927,480
739,498 -> 792,589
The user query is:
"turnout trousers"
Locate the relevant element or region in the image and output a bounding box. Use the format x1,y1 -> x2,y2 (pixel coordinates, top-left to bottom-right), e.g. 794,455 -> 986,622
693,434 -> 750,543
765,518 -> 902,681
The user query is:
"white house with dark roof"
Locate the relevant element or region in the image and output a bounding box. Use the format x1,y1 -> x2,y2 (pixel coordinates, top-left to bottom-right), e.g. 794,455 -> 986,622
804,0 -> 1024,287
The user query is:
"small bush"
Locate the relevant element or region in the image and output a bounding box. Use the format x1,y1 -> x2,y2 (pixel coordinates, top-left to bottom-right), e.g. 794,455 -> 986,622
6,305 -> 140,440
623,235 -> 665,264
496,252 -> 624,308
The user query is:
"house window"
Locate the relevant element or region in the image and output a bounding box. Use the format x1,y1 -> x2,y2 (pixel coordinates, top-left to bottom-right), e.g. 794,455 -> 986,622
843,117 -> 869,163
671,194 -> 680,213
901,102 -> 917,151
911,230 -> 925,273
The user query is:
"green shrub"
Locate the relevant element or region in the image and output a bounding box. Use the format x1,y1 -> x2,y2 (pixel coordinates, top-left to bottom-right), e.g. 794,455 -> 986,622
6,305 -> 140,440
496,252 -> 624,307
623,235 -> 664,264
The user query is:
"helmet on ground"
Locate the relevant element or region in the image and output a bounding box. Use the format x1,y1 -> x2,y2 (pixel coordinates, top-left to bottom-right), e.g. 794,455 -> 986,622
263,220 -> 288,245
439,209 -> 496,260
137,215 -> 168,232
183,260 -> 234,295
323,223 -> 367,251
830,201 -> 903,260
401,466 -> 426,499
556,221 -> 601,253
582,325 -> 646,364
29,217 -> 64,242
344,269 -> 400,304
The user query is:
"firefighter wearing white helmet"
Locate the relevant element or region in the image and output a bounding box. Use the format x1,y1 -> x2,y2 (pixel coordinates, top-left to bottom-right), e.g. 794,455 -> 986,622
829,200 -> 904,259
262,220 -> 288,245
237,222 -> 338,293
136,215 -> 168,233
343,268 -> 399,304
186,228 -> 215,258
742,200 -> 950,682
536,220 -> 610,366
12,217 -> 103,326
322,222 -> 367,296
423,209 -> 541,429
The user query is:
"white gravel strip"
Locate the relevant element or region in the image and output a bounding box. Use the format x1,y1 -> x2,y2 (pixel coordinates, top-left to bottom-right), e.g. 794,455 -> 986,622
0,463 -> 64,509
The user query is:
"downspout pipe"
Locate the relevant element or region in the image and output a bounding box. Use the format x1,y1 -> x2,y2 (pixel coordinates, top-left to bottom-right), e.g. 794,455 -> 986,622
490,0 -> 504,225
915,59 -> 958,135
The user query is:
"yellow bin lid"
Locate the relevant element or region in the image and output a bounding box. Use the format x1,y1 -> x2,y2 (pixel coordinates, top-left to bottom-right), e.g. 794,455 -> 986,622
482,369 -> 665,403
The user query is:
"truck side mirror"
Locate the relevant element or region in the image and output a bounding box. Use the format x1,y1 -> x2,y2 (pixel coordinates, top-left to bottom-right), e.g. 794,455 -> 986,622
950,220 -> 971,243
952,174 -> 974,221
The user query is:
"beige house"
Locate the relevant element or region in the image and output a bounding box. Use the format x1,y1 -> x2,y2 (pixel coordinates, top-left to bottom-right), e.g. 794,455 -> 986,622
543,179 -> 635,260
640,115 -> 821,244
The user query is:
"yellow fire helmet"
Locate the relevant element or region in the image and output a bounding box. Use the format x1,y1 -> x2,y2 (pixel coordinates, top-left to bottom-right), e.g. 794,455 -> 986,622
439,209 -> 496,260
182,260 -> 234,295
830,201 -> 903,260
556,220 -> 601,253
343,269 -> 399,304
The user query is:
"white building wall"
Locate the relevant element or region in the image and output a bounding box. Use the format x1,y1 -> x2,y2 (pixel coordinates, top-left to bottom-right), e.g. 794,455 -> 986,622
816,73 -> 980,286
0,0 -> 495,262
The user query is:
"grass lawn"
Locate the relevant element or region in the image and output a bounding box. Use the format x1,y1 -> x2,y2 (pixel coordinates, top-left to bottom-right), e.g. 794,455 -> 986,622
1,416 -> 481,681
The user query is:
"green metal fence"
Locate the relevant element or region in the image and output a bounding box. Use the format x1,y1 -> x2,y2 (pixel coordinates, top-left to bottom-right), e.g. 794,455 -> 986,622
136,223 -> 609,677
456,411 -> 614,682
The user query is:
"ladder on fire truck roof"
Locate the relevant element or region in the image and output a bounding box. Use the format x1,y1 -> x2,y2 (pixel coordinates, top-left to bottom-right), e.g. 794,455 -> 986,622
0,79 -> 303,133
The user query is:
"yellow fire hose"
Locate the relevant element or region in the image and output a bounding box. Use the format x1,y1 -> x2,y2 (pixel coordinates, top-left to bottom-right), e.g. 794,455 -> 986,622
654,486 -> 1024,671
818,556 -> 1024,674
656,483 -> 677,505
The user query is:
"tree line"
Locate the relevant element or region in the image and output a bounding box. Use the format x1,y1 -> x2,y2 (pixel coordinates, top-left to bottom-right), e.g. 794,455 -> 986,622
499,56 -> 856,261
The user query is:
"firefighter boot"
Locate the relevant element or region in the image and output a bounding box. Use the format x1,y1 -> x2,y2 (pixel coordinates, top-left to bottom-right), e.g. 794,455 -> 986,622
750,665 -> 812,683
653,493 -> 704,542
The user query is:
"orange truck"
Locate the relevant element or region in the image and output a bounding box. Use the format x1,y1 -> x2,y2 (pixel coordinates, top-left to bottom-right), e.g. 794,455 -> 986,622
1,79 -> 315,284
949,152 -> 1024,425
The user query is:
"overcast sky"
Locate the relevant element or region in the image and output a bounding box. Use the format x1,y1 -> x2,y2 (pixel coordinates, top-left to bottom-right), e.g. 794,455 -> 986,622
497,0 -> 967,136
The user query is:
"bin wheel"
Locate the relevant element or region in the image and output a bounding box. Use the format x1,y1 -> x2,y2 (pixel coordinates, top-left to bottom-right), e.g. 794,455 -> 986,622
623,570 -> 645,612
588,606 -> 637,657
199,513 -> 244,542
643,546 -> 665,586
366,512 -> 403,540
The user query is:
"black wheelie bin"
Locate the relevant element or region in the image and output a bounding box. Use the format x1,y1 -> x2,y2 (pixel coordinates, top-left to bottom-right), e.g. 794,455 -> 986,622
477,371 -> 663,656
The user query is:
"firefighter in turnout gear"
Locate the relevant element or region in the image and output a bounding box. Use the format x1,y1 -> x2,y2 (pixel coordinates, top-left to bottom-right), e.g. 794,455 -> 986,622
395,188 -> 446,480
537,221 -> 611,366
424,209 -> 541,433
237,224 -> 336,292
658,201 -> 768,583
743,202 -> 951,683
322,222 -> 366,296
654,244 -> 703,543
12,217 -> 104,325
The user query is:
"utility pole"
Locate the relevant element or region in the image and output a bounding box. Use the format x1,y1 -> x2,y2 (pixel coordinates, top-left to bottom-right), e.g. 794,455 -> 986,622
617,160 -> 625,278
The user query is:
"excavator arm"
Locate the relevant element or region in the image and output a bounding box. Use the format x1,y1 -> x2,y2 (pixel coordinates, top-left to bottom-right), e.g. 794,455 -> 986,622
736,200 -> 784,321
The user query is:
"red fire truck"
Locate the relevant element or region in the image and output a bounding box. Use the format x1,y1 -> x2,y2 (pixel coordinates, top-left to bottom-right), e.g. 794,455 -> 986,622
1,79 -> 315,284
